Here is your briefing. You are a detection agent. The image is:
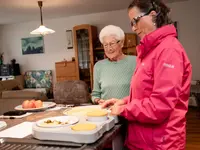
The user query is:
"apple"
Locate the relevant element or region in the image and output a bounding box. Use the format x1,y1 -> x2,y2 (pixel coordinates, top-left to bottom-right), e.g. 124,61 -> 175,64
22,100 -> 29,109
27,101 -> 36,108
35,100 -> 43,108
30,99 -> 36,108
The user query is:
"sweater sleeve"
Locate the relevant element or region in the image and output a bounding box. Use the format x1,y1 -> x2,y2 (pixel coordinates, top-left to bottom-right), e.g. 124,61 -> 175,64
91,63 -> 101,103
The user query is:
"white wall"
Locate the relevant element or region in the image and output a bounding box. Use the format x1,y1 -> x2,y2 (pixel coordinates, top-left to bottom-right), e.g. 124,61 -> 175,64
168,0 -> 200,80
0,0 -> 199,81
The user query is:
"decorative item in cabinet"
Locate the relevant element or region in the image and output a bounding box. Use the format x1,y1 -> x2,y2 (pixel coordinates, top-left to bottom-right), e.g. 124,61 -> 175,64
73,24 -> 97,92
94,50 -> 105,64
124,33 -> 137,48
123,47 -> 137,56
55,60 -> 78,82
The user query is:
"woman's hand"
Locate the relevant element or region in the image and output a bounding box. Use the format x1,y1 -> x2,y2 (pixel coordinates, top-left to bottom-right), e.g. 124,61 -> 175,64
110,104 -> 124,116
97,99 -> 105,104
94,99 -> 105,105
101,98 -> 121,108
114,99 -> 126,106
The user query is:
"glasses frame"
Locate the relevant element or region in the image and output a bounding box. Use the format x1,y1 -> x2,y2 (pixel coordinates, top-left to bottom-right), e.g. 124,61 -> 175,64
130,8 -> 155,27
103,40 -> 120,49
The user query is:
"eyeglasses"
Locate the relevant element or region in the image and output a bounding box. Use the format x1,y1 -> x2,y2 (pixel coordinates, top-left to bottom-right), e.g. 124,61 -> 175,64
103,40 -> 120,49
130,8 -> 154,27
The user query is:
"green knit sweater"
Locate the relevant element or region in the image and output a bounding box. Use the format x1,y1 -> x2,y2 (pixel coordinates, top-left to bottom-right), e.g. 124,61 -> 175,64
91,55 -> 136,102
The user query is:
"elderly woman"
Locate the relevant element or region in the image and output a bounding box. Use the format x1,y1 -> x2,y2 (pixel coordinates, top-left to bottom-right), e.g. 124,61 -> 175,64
91,25 -> 136,104
102,0 -> 192,150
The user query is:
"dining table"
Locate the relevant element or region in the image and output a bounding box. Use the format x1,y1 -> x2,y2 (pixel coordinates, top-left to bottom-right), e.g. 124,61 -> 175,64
0,106 -> 123,150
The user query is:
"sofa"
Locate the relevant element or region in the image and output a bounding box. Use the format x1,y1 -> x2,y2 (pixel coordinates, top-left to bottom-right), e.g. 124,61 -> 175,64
0,70 -> 53,115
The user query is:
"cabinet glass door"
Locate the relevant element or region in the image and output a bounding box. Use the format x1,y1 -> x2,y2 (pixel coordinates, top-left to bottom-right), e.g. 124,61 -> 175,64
76,29 -> 91,91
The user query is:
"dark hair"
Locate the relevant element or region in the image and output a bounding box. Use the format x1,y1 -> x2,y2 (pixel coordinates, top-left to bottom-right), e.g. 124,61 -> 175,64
128,0 -> 172,28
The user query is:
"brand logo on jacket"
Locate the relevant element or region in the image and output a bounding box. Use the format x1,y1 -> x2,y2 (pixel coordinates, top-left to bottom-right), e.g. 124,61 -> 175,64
163,63 -> 174,68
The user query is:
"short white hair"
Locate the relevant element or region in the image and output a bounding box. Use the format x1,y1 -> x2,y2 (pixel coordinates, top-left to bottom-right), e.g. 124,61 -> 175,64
99,25 -> 125,44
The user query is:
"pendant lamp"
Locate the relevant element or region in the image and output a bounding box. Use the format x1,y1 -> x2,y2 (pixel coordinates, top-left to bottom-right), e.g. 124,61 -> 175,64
30,1 -> 55,35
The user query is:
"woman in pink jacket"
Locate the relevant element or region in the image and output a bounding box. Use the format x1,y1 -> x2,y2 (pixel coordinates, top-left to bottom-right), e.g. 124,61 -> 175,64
102,0 -> 192,149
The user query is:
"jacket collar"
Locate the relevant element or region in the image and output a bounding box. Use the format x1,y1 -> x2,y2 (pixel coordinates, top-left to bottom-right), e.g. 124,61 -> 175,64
137,24 -> 177,59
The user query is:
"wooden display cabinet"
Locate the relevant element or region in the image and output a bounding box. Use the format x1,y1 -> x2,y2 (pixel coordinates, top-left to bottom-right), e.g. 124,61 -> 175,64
73,24 -> 97,92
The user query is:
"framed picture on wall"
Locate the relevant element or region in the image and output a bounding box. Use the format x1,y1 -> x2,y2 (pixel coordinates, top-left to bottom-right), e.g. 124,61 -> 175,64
21,36 -> 44,55
66,30 -> 73,49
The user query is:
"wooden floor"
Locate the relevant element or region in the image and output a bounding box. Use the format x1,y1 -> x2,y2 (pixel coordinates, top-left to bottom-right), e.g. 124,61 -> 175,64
186,107 -> 200,150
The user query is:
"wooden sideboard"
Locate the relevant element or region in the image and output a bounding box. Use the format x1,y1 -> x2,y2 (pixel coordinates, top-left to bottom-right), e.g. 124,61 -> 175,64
55,60 -> 78,82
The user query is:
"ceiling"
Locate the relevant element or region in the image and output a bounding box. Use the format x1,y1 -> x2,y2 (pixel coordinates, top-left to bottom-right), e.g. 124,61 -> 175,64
0,0 -> 188,25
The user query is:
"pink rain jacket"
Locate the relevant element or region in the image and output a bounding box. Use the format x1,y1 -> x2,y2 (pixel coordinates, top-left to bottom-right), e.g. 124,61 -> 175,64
120,25 -> 192,150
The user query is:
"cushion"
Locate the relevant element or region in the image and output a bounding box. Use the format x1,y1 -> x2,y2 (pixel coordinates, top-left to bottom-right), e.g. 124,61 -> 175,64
24,70 -> 52,88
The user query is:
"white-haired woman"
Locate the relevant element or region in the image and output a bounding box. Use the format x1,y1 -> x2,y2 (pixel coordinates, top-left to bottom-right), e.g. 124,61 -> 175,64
91,25 -> 136,104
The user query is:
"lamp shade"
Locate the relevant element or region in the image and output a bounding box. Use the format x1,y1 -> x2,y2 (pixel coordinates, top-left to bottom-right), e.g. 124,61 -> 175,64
30,25 -> 55,35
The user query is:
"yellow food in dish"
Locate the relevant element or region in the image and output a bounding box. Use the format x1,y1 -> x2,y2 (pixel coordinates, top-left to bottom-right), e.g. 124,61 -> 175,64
71,123 -> 97,131
86,109 -> 108,117
66,108 -> 89,115
64,107 -> 105,116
